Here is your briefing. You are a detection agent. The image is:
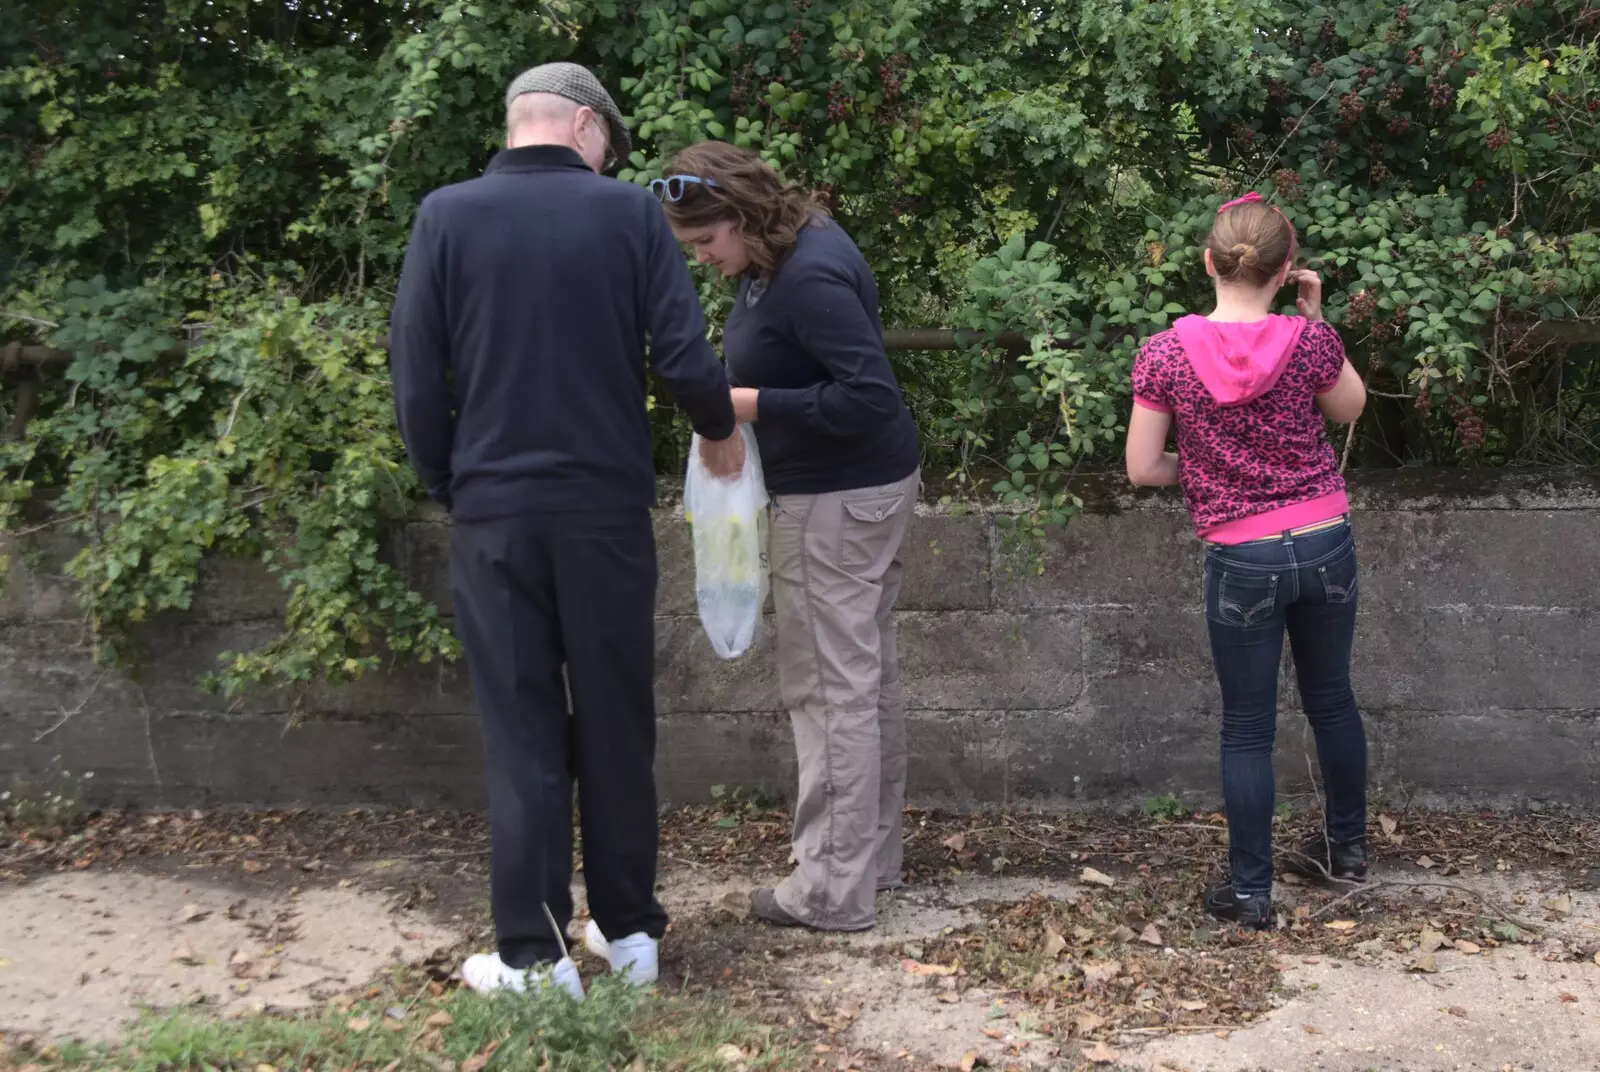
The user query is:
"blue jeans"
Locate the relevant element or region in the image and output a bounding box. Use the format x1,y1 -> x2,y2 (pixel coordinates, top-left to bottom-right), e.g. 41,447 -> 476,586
1204,520 -> 1368,897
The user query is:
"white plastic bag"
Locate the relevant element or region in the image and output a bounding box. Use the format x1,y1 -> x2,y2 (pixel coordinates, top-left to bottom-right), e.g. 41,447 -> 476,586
683,423 -> 769,659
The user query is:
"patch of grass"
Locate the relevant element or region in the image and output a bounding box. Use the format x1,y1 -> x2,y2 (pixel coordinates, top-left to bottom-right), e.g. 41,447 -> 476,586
26,976 -> 802,1072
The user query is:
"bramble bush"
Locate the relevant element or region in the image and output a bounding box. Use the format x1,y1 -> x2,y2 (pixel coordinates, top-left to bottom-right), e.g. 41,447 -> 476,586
0,0 -> 1596,692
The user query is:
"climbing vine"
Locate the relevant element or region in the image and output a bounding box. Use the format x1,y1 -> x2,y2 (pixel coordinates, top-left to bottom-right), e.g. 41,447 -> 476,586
1,0 -> 1597,689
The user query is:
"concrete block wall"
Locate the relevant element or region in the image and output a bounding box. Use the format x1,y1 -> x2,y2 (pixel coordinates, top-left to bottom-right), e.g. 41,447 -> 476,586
2,469 -> 1598,811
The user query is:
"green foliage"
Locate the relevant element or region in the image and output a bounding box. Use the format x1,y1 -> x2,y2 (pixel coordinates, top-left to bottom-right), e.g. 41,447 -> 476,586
2,0 -> 1598,693
1144,793 -> 1190,822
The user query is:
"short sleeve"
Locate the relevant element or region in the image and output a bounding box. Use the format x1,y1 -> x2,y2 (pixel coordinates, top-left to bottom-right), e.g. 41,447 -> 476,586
1131,336 -> 1173,413
1307,320 -> 1348,394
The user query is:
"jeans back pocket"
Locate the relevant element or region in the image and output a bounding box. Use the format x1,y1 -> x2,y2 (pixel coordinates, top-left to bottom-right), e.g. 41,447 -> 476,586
1207,567 -> 1281,628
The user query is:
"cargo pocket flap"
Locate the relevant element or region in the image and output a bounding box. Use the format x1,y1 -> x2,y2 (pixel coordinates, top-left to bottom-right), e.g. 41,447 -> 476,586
843,494 -> 905,523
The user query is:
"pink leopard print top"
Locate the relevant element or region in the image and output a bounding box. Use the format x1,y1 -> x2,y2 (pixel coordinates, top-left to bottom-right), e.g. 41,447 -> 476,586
1131,319 -> 1349,539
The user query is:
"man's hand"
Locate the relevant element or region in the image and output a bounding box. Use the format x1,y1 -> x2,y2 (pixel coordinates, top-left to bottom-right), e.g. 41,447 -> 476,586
699,431 -> 746,479
731,387 -> 760,424
1289,268 -> 1323,321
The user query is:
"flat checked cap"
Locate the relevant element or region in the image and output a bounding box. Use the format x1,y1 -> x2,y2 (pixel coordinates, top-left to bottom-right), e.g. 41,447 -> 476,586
505,62 -> 630,164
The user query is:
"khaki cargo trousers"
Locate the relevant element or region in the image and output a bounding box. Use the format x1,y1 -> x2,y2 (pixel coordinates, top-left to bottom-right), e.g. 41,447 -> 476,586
769,469 -> 920,930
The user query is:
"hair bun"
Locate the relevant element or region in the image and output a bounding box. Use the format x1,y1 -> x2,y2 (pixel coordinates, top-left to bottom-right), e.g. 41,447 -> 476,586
1230,242 -> 1260,269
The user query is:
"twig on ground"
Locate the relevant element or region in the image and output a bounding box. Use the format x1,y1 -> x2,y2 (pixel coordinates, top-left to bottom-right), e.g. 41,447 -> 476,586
1310,879 -> 1543,933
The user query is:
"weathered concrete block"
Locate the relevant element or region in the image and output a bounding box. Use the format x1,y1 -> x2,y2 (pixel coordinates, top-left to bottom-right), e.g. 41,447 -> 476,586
654,615 -> 781,715
1082,609 -> 1213,716
0,623 -> 133,715
134,620 -> 294,717
21,532 -> 84,623
403,521 -> 454,616
190,556 -> 290,623
655,711 -> 793,805
1415,606 -> 1600,712
307,652 -> 476,718
0,538 -> 27,623
1400,511 -> 1600,610
653,508 -> 696,617
903,710 -> 1006,808
1385,711 -> 1600,805
898,611 -> 1083,711
1004,708 -> 1217,803
897,513 -> 990,611
997,509 -> 1197,609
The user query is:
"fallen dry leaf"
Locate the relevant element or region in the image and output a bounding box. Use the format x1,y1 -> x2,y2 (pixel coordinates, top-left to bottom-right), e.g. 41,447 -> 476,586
1302,1025 -> 1322,1035
1410,954 -> 1440,974
1080,867 -> 1115,888
1559,993 -> 1578,1004
1419,928 -> 1446,954
416,1029 -> 444,1053
902,958 -> 958,977
1324,920 -> 1357,932
1083,1042 -> 1122,1065
1379,814 -> 1398,838
1543,894 -> 1573,916
181,903 -> 208,923
172,942 -> 200,966
1178,1000 -> 1208,1012
1140,923 -> 1164,947
460,1041 -> 500,1072
1445,1006 -> 1469,1019
715,1044 -> 745,1065
1416,855 -> 1438,870
981,1028 -> 1004,1040
1455,940 -> 1482,955
1594,951 -> 1600,966
348,1017 -> 371,1033
1111,925 -> 1138,943
424,1011 -> 453,1028
943,833 -> 967,853
958,1050 -> 983,1072
255,1065 -> 277,1072
1042,927 -> 1067,960
1082,960 -> 1121,986
1075,1011 -> 1107,1034
241,859 -> 267,874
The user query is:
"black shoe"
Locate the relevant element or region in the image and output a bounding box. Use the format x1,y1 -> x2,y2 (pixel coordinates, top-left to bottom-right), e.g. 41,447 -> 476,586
1284,834 -> 1368,882
1203,884 -> 1274,930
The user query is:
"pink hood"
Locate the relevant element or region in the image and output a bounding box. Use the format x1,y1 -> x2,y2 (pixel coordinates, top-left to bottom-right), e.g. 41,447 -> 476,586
1173,313 -> 1308,407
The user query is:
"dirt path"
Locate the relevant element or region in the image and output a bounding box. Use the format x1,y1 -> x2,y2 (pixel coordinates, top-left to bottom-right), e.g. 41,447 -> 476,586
2,804 -> 1597,1070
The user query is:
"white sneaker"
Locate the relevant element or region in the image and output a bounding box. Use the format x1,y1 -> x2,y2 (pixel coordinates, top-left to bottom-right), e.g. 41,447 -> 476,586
460,952 -> 584,1000
584,919 -> 659,986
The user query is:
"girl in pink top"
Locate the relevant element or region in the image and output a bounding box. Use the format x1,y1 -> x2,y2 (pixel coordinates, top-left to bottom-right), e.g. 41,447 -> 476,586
1125,193 -> 1370,929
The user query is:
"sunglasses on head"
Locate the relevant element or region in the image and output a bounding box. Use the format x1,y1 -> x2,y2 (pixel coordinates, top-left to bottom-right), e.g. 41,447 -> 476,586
650,175 -> 721,202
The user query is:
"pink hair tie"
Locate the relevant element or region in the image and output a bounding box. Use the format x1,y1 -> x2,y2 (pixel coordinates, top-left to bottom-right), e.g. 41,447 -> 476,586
1217,191 -> 1264,215
1216,191 -> 1298,271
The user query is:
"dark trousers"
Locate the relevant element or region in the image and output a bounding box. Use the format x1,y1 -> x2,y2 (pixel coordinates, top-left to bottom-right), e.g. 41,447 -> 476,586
449,509 -> 667,968
1204,520 -> 1368,897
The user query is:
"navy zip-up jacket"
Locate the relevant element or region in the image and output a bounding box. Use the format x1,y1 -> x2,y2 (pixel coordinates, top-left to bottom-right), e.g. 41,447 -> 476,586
389,145 -> 736,519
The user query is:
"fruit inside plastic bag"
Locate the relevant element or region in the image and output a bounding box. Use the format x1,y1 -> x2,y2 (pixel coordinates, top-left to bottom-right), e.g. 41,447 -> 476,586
683,424 -> 769,659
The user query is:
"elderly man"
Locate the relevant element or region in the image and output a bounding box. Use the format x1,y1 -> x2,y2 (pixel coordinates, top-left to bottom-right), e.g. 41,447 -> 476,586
389,62 -> 743,998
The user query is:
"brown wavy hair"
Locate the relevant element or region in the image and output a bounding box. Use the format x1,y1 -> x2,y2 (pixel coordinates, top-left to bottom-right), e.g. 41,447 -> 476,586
1207,199 -> 1295,288
659,141 -> 829,279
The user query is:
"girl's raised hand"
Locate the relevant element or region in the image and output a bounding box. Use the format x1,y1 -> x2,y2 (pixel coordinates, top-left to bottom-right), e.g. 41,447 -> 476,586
1289,269 -> 1323,322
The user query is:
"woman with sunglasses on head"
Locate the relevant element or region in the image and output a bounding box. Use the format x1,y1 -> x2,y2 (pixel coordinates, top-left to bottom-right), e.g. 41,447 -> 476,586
655,141 -> 921,933
1124,192 -> 1370,930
